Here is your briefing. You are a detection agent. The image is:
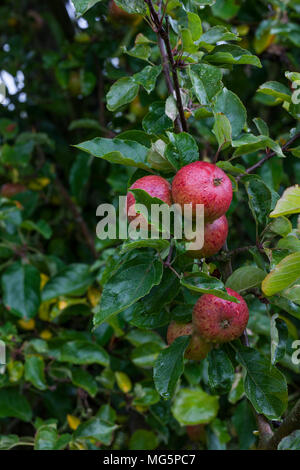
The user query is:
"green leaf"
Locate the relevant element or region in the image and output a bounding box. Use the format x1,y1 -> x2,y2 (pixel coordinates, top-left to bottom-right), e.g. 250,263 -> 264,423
213,113 -> 232,147
208,348 -> 234,395
75,417 -> 118,446
257,81 -> 292,103
270,185 -> 300,217
21,219 -> 52,240
253,117 -> 269,136
2,262 -> 41,319
270,315 -> 288,366
42,264 -> 94,301
232,134 -> 285,158
129,430 -> 158,450
205,45 -> 261,68
75,137 -> 151,170
172,388 -> 219,425
244,176 -> 273,226
199,26 -> 239,45
189,64 -> 223,103
25,355 -> 47,391
48,340 -> 109,366
181,273 -> 239,302
69,153 -> 91,201
278,430 -> 300,450
131,342 -> 161,369
121,238 -> 170,254
34,424 -> 58,450
114,0 -> 146,15
165,132 -> 199,170
234,344 -> 288,419
143,102 -> 173,135
123,44 -> 151,62
94,253 -> 163,327
68,118 -> 102,131
282,284 -> 300,305
226,266 -> 266,292
71,368 -> 98,397
147,139 -> 174,172
212,0 -> 241,20
71,0 -> 102,16
0,388 -> 32,422
106,77 -> 139,112
133,65 -> 162,94
214,88 -> 247,138
268,217 -> 292,237
153,336 -> 190,399
262,252 -> 300,297
187,12 -> 202,41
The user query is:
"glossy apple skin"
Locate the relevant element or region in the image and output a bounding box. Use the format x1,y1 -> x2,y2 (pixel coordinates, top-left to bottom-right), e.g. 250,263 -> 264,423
1,183 -> 26,198
126,175 -> 172,222
187,215 -> 228,258
172,161 -> 232,222
193,288 -> 249,343
167,321 -> 211,361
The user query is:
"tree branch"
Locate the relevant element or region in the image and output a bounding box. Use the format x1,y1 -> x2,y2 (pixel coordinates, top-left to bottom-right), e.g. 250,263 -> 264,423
238,131 -> 300,179
264,399 -> 300,450
145,0 -> 188,133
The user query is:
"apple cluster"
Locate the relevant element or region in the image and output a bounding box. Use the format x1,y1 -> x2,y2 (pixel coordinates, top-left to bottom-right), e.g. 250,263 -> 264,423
126,161 -> 249,359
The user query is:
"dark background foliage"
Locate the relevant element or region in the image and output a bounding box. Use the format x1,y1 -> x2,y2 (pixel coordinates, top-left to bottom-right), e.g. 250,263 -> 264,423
0,0 -> 299,450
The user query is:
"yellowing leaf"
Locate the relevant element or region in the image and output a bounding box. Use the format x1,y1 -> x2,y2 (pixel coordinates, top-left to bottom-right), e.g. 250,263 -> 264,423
115,371 -> 132,393
270,185 -> 300,217
28,177 -> 50,191
262,252 -> 300,296
87,286 -> 101,307
40,273 -> 49,290
18,318 -> 35,330
40,329 -> 52,340
67,414 -> 81,431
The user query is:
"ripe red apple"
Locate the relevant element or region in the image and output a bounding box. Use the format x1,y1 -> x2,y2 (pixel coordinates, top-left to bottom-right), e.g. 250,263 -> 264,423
126,175 -> 172,222
193,288 -> 249,343
172,161 -> 232,222
167,321 -> 211,361
186,215 -> 228,258
1,183 -> 26,198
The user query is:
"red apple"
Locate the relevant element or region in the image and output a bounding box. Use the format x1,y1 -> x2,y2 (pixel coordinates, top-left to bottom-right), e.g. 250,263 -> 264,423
126,175 -> 172,222
167,321 -> 211,361
187,215 -> 228,258
193,288 -> 249,343
172,161 -> 232,222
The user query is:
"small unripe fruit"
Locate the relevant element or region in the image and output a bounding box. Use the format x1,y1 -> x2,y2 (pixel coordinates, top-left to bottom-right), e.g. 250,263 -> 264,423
193,288 -> 249,343
167,321 -> 211,361
1,183 -> 26,198
172,161 -> 232,222
186,215 -> 228,258
126,175 -> 172,222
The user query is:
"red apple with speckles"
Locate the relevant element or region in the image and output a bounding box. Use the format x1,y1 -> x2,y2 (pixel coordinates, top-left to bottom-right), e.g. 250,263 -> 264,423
172,161 -> 232,222
167,321 -> 211,361
126,175 -> 172,222
193,288 -> 249,343
186,215 -> 228,258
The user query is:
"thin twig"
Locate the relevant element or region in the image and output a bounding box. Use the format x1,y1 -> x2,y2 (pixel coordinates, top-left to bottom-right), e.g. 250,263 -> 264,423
238,131 -> 300,180
145,0 -> 187,133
